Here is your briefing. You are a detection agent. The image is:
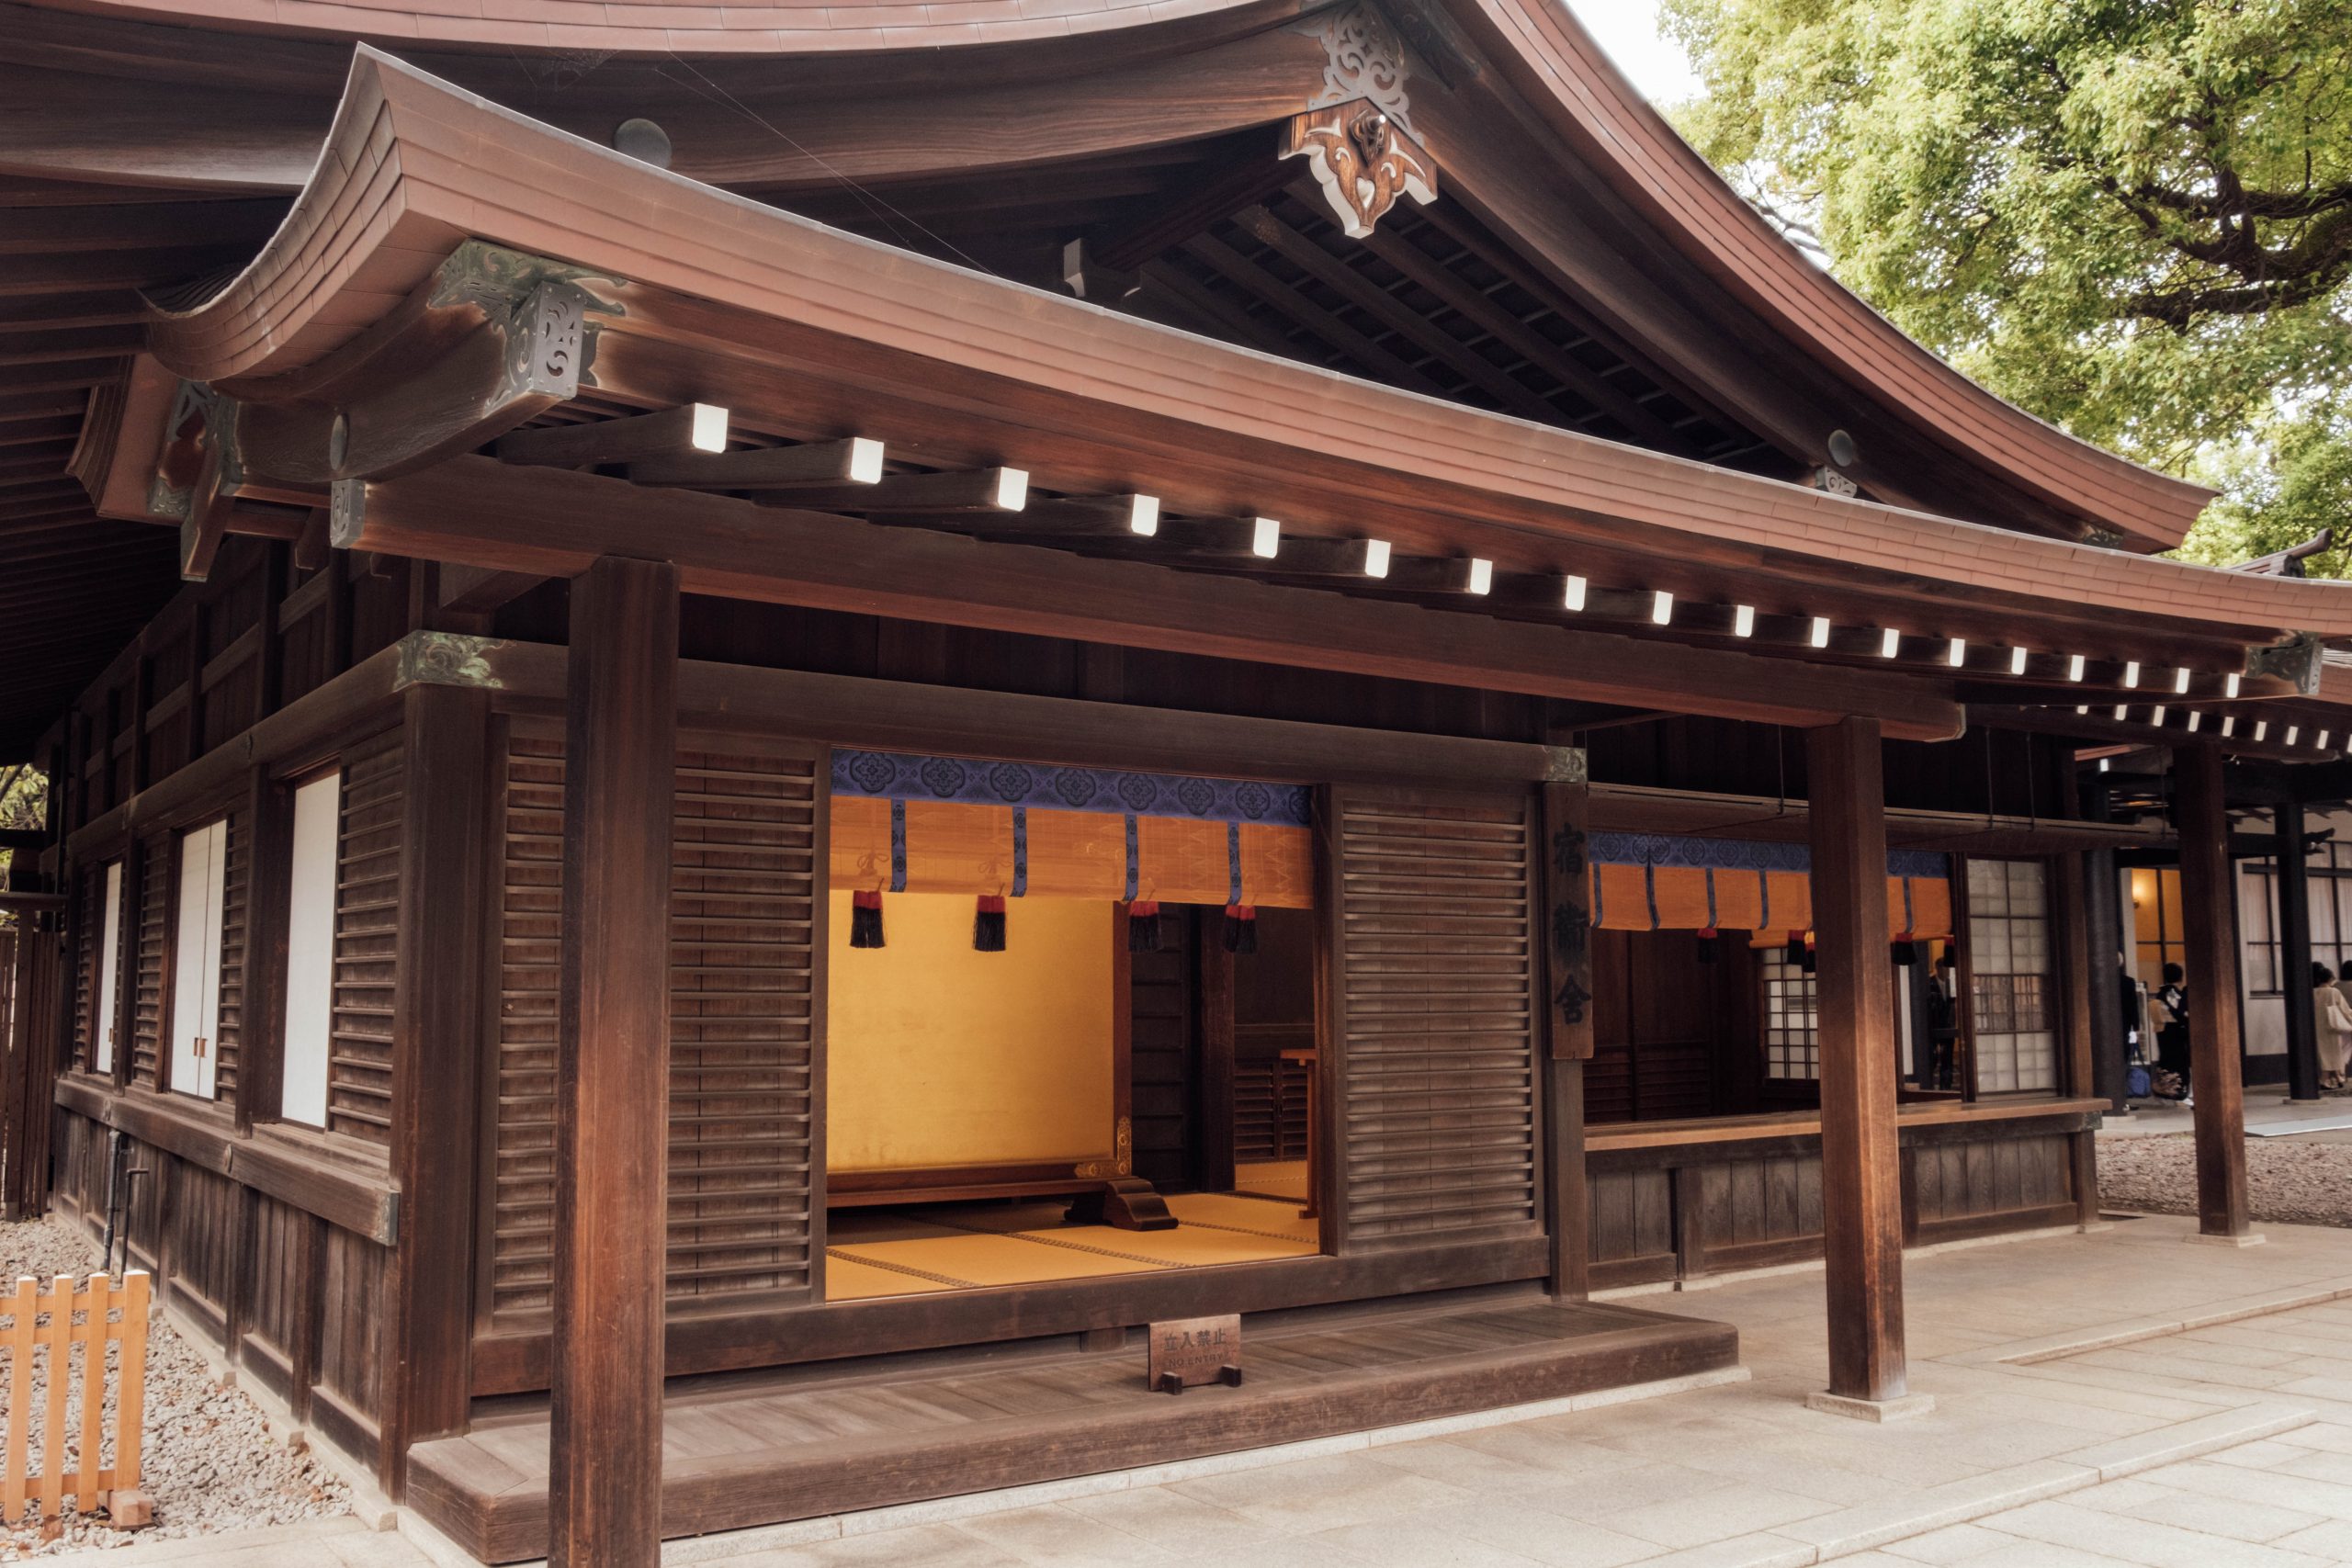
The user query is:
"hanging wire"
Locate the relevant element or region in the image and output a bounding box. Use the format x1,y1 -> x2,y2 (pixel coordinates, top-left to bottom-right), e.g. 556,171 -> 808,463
654,51 -> 1004,280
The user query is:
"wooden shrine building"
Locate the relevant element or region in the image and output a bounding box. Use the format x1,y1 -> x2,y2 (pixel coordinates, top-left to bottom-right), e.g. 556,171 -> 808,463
4,0 -> 2351,1561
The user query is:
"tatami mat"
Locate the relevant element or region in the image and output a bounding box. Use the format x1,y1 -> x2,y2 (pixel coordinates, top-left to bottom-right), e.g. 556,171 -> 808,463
1235,1159 -> 1308,1201
1162,1191 -> 1317,1242
821,1254 -> 956,1300
822,1190 -> 1319,1300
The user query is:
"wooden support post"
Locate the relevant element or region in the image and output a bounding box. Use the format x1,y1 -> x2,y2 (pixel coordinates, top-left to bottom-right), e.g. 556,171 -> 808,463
2276,803 -> 2322,1103
2175,745 -> 2253,1240
385,683 -> 492,1487
1538,761 -> 1593,1299
549,556 -> 678,1568
2082,847 -> 2128,1111
1195,925 -> 1237,1196
1804,718 -> 1917,1415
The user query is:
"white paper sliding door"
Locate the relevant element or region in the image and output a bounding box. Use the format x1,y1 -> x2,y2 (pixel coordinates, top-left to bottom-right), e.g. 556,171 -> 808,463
94,861 -> 124,1074
169,818 -> 228,1100
280,773 -> 342,1127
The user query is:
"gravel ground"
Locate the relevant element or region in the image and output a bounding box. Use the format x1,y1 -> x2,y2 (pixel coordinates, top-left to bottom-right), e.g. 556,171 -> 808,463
2099,1132 -> 2352,1227
1,1215 -> 350,1558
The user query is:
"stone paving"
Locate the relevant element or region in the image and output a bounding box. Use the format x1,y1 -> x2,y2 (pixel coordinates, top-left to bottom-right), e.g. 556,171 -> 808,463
52,1212 -> 2352,1567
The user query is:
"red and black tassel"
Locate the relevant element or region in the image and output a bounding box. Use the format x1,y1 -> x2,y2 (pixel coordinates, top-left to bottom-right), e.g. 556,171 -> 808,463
1800,932 -> 1818,975
1223,904 -> 1259,953
1694,926 -> 1720,963
974,894 -> 1007,952
1783,930 -> 1806,966
1126,899 -> 1164,952
1891,933 -> 1919,967
850,888 -> 886,948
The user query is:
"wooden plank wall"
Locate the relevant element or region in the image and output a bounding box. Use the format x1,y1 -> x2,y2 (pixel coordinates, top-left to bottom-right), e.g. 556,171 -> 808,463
1326,785 -> 1542,1249
484,723 -> 824,1332
1587,1114 -> 2088,1289
40,541 -> 419,1483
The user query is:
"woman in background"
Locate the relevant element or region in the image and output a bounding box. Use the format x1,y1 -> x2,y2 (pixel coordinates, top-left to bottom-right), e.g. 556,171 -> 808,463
2320,963 -> 2352,1091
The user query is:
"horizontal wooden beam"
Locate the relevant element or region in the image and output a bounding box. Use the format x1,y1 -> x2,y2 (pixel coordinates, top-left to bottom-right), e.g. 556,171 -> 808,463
743,466 -> 1029,513
66,638 -> 406,859
624,437 -> 883,491
427,637 -> 1581,788
331,456 -> 1965,740
495,404 -> 729,468
439,561 -> 549,615
1973,702 -> 2327,765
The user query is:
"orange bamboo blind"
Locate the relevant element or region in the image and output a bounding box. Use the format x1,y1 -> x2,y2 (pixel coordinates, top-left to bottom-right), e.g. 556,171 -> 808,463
2,1271 -> 149,1527
829,797 -> 1313,908
1589,864 -> 1952,939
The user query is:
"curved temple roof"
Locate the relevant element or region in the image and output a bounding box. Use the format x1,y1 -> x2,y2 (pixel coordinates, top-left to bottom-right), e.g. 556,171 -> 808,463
12,0 -> 2212,550
0,0 -> 2341,761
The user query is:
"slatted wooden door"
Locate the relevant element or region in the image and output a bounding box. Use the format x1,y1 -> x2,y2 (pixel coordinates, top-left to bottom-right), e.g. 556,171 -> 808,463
483,720 -> 826,1332
1323,784 -> 1544,1251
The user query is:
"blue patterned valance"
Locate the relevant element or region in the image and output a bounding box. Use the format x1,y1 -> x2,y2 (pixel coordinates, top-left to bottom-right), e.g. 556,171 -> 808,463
831,749 -> 1313,828
1589,831 -> 1948,882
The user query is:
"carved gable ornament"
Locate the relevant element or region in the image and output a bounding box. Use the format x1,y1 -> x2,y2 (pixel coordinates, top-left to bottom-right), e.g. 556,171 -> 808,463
1282,100 -> 1437,240
1287,4 -> 1437,238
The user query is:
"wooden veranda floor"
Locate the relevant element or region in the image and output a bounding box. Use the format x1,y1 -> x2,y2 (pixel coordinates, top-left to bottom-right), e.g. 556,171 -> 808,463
408,1291 -> 1738,1562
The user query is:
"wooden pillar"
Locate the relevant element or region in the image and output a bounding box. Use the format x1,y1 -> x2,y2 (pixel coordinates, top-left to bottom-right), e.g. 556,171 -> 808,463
1538,763 -> 1593,1299
1195,924 -> 1237,1196
2276,803 -> 2322,1103
549,557 -> 679,1568
2082,847 -> 2128,1111
1804,718 -> 1912,1411
384,683 -> 492,1488
2173,745 -> 2251,1238
2053,853 -> 2101,1227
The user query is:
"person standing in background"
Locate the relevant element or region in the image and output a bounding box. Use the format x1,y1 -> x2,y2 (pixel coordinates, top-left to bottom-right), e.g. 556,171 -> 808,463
2154,962 -> 2191,1102
2321,963 -> 2352,1091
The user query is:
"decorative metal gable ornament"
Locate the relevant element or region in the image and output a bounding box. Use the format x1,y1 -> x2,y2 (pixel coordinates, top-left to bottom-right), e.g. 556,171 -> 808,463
1287,3 -> 1437,239
1282,100 -> 1438,240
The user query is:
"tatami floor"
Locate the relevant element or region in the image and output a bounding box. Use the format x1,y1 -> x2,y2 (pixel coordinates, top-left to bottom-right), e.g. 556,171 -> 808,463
824,1184 -> 1317,1301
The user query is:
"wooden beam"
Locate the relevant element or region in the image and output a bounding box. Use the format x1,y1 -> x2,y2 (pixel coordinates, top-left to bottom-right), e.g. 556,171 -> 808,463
1090,150 -> 1303,274
451,637 -> 1578,787
549,557 -> 677,1568
746,466 -> 1027,513
496,404 -> 729,468
178,433 -> 231,581
334,457 -> 1965,739
897,492 -> 1160,539
235,252 -> 595,485
438,562 -> 549,615
1806,716 -> 1909,1408
1180,232 -> 1448,400
1227,205 -> 1565,425
2174,743 -> 2251,1239
624,437 -> 883,491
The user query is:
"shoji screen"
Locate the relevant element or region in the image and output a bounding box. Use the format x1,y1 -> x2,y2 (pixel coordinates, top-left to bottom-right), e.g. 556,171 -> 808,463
280,772 -> 343,1127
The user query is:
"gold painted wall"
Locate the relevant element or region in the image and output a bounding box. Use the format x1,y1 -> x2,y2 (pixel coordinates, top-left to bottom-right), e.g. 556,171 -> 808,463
826,891 -> 1116,1172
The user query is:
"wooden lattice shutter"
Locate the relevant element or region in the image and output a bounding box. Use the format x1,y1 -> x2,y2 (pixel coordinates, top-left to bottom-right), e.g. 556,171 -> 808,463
668,743 -> 821,1303
212,809 -> 250,1099
329,733 -> 404,1144
1327,784 -> 1542,1247
489,730 -> 562,1321
131,834 -> 170,1087
487,725 -> 822,1325
72,863 -> 101,1069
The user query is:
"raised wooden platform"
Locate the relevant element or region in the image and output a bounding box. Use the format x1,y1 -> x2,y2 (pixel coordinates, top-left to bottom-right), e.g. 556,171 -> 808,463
409,1292 -> 1737,1562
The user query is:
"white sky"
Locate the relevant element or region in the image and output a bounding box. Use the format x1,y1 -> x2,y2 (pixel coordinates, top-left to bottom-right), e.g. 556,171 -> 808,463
1563,0 -> 1702,105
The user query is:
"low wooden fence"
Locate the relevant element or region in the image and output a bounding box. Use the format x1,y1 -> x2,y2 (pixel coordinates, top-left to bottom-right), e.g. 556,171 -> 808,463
2,1270 -> 151,1526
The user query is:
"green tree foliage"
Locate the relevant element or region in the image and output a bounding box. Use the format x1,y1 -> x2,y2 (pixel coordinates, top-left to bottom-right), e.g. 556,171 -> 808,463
1660,0 -> 2352,568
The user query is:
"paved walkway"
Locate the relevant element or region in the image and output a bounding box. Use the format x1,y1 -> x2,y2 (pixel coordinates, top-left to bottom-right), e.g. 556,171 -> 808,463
54,1213 -> 2352,1568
